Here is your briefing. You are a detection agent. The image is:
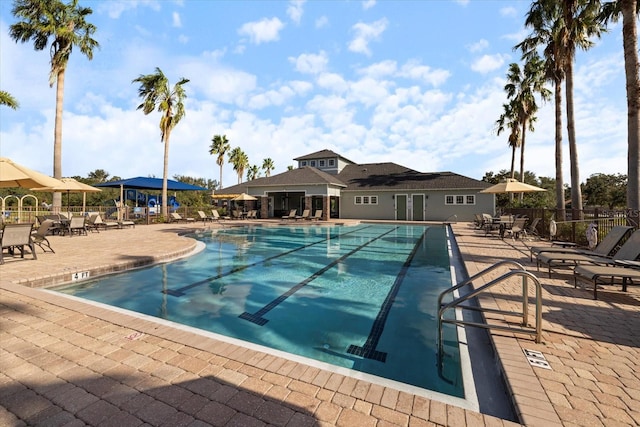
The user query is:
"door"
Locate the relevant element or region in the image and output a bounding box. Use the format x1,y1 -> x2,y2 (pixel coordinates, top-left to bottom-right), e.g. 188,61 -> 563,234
395,194 -> 408,220
412,194 -> 424,221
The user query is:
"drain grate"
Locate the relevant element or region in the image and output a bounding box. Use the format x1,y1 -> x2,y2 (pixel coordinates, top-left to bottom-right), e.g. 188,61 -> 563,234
523,348 -> 551,369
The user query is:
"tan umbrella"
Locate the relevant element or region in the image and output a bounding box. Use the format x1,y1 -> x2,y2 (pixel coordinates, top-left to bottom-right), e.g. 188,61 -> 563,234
232,193 -> 258,201
479,178 -> 547,194
32,178 -> 101,216
0,157 -> 64,189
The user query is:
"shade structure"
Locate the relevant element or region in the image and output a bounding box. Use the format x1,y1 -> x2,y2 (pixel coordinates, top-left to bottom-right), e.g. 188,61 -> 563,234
0,157 -> 64,189
32,178 -> 102,215
232,193 -> 257,201
94,177 -> 207,191
211,193 -> 242,199
479,178 -> 547,194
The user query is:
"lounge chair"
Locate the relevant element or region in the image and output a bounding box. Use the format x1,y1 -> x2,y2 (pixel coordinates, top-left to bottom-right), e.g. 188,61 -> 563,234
574,260 -> 640,299
211,210 -> 227,221
66,216 -> 87,237
295,209 -> 310,221
246,210 -> 258,220
170,212 -> 195,223
32,220 -> 55,253
536,229 -> 640,277
87,213 -> 119,232
197,210 -> 213,223
309,210 -> 322,221
1,223 -> 36,264
504,217 -> 527,239
282,209 -> 297,220
523,217 -> 541,239
530,225 -> 632,261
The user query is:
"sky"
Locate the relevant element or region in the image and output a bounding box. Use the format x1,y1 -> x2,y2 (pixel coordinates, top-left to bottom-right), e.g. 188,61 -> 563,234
0,0 -> 629,190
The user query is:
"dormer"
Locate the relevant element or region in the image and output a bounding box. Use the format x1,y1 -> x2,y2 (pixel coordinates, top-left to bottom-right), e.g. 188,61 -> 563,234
293,149 -> 355,175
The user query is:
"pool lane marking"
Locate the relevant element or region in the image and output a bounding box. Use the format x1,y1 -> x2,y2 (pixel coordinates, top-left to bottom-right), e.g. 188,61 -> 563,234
163,225 -> 375,297
346,228 -> 428,362
239,227 -> 399,326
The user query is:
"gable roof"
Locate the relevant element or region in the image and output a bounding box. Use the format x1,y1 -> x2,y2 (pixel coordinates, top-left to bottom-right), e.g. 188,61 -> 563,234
338,163 -> 491,191
293,149 -> 356,165
215,166 -> 346,195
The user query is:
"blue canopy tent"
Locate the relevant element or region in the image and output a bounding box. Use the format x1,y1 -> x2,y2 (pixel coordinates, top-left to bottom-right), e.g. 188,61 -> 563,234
95,177 -> 208,221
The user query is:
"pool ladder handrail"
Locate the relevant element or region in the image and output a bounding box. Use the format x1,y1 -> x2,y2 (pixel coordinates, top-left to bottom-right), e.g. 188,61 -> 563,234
437,260 -> 542,360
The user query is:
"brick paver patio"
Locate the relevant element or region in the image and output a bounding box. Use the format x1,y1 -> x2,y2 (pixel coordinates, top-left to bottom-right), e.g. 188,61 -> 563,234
0,220 -> 638,426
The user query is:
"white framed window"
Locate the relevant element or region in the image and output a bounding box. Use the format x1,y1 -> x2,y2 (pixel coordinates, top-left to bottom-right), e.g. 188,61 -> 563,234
310,160 -> 316,166
445,195 -> 476,205
319,160 -> 325,167
328,159 -> 335,166
301,161 -> 307,166
355,195 -> 378,205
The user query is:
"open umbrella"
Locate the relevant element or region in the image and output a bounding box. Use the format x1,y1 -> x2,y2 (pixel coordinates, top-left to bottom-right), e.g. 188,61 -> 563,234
32,178 -> 101,216
0,157 -> 64,189
479,178 -> 547,194
232,193 -> 257,201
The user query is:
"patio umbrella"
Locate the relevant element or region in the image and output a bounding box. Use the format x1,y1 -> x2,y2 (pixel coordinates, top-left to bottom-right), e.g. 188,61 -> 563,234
479,178 -> 547,194
0,157 -> 64,189
32,178 -> 101,216
232,193 -> 257,212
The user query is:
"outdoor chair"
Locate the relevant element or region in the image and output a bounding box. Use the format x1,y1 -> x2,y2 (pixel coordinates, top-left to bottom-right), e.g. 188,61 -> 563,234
536,229 -> 640,277
309,210 -> 323,221
530,225 -> 632,261
504,217 -> 527,240
246,210 -> 258,220
67,216 -> 87,237
32,220 -> 55,253
574,260 -> 640,299
197,210 -> 213,223
295,209 -> 310,221
523,217 -> 541,240
282,209 -> 297,220
211,210 -> 227,221
170,212 -> 195,223
1,223 -> 36,264
87,213 -> 120,232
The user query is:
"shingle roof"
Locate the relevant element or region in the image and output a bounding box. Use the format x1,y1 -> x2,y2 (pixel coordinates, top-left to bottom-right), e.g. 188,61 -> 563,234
293,149 -> 356,165
338,163 -> 491,191
214,166 -> 346,195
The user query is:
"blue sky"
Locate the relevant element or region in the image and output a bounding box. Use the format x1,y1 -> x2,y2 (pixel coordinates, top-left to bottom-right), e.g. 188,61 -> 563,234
0,0 -> 627,189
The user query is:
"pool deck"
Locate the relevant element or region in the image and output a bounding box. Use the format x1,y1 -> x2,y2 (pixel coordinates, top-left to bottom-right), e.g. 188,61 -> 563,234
0,220 -> 638,426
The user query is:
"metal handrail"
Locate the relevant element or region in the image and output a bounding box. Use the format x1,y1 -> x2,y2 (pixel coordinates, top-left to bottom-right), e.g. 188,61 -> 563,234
437,264 -> 543,361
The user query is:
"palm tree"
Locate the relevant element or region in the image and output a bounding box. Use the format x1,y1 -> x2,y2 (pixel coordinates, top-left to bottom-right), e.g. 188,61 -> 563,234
519,2 -> 567,219
132,67 -> 189,219
599,0 -> 639,212
520,0 -> 604,215
209,134 -> 230,190
262,158 -> 275,177
0,91 -> 19,109
10,0 -> 98,211
495,99 -> 521,181
228,147 -> 249,184
247,165 -> 260,181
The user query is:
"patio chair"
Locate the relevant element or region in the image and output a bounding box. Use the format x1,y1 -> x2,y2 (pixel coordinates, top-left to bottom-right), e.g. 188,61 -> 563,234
170,212 -> 195,223
523,217 -> 542,240
211,210 -> 228,221
574,260 -> 640,299
67,216 -> 87,236
536,229 -> 640,277
504,217 -> 527,240
282,209 -> 297,220
1,223 -> 36,264
197,210 -> 213,223
87,213 -> 119,232
246,210 -> 258,220
32,220 -> 55,253
530,225 -> 632,261
309,210 -> 323,221
295,209 -> 310,221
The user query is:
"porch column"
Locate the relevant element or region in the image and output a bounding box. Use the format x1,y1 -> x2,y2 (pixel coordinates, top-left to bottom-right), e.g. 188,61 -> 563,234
322,196 -> 330,221
260,196 -> 268,219
304,196 -> 312,212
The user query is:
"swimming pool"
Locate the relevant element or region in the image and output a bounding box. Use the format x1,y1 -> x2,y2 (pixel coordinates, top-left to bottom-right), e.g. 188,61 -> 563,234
55,223 -> 466,399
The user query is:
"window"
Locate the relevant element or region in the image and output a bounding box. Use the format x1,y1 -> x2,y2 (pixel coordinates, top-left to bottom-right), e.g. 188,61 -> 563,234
310,160 -> 316,166
354,195 -> 378,205
445,195 -> 476,205
319,160 -> 325,167
301,161 -> 307,166
328,159 -> 335,166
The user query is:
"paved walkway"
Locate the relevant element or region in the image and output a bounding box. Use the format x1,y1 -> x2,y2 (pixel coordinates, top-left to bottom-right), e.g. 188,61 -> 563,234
0,220 -> 638,426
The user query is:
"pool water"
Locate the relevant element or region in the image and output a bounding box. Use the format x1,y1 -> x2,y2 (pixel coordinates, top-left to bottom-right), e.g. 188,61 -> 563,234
55,224 -> 464,397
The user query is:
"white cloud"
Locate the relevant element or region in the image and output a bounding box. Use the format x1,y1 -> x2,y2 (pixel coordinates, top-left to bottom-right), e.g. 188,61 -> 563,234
500,7 -> 518,17
398,60 -> 450,87
247,86 -> 296,110
238,17 -> 285,45
362,0 -> 376,10
172,12 -> 182,28
287,0 -> 305,25
467,39 -> 489,53
348,18 -> 388,56
316,73 -> 348,93
315,16 -> 329,29
358,60 -> 397,79
471,54 -> 509,74
289,51 -> 329,74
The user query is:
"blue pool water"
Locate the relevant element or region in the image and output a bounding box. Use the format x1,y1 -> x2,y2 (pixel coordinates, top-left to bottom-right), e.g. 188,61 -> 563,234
55,224 -> 463,397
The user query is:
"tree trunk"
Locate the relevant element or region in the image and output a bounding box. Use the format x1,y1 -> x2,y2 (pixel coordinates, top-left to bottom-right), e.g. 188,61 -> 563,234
554,78 -> 566,220
622,0 -> 640,212
52,68 -> 66,212
162,131 -> 170,219
219,164 -> 223,190
519,119 -> 527,202
565,60 -> 583,214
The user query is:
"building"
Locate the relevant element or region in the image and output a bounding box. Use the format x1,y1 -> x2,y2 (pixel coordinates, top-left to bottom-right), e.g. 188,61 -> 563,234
215,149 -> 494,222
